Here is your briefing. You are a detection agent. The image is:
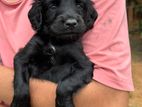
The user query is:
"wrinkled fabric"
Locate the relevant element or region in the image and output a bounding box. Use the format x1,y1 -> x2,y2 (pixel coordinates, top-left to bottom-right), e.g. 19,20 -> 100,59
0,55 -> 3,65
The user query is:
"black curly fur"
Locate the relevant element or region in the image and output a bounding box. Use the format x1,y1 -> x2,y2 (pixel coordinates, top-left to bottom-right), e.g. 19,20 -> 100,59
11,0 -> 98,107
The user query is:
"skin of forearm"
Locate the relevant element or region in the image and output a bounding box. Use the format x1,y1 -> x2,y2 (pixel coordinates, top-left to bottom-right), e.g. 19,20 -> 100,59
0,65 -> 14,105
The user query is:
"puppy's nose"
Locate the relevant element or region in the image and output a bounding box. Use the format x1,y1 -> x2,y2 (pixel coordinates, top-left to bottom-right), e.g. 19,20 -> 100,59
64,19 -> 78,28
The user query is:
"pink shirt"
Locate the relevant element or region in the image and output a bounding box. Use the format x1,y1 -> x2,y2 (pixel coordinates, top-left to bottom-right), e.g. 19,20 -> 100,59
0,0 -> 134,91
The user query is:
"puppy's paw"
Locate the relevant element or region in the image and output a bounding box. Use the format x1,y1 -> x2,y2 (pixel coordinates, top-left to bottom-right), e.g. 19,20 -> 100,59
10,95 -> 30,107
56,95 -> 74,107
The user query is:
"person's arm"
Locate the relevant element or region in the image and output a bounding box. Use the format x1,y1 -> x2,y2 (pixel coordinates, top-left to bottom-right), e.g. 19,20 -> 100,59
0,65 -> 14,105
0,65 -> 57,106
0,64 -> 129,107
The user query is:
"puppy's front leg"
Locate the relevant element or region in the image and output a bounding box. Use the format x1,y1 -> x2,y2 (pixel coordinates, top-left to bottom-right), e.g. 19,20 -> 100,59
11,36 -> 42,107
11,54 -> 31,107
56,46 -> 94,107
56,65 -> 93,107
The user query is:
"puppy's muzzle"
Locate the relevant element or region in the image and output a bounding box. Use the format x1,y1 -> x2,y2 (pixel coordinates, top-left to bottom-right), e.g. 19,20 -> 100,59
64,19 -> 78,30
50,12 -> 86,35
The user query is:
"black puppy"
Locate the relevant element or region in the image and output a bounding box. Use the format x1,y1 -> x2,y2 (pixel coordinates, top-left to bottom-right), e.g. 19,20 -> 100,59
11,0 -> 98,107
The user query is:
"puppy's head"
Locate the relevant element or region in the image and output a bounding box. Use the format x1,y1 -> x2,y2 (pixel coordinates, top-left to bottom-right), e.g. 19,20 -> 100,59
28,0 -> 98,40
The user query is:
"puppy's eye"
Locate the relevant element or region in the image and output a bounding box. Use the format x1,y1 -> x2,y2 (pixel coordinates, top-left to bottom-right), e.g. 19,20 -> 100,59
49,4 -> 57,10
76,3 -> 84,9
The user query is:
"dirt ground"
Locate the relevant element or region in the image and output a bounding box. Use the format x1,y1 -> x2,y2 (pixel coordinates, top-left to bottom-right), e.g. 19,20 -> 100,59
129,34 -> 142,107
129,62 -> 142,107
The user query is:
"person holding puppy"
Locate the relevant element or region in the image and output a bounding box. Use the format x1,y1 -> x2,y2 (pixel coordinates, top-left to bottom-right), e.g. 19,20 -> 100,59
0,0 -> 134,107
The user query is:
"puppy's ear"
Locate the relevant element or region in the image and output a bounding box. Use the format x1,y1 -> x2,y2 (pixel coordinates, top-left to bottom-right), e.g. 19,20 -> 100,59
85,1 -> 98,29
28,1 -> 42,31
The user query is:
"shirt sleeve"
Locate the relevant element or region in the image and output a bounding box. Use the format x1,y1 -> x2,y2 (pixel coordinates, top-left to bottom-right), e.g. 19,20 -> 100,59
82,0 -> 134,91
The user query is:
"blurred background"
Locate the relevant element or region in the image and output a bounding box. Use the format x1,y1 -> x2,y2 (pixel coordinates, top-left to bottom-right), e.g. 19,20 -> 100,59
126,0 -> 142,107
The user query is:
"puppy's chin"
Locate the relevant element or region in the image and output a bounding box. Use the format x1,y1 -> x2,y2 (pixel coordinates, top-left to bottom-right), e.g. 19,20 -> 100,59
48,27 -> 84,41
51,33 -> 82,42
